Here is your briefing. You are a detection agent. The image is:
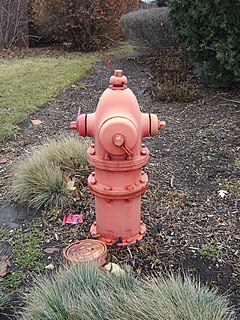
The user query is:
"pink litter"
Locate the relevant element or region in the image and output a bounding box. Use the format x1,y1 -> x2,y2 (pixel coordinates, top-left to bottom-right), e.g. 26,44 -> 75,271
62,214 -> 83,226
31,119 -> 43,125
0,157 -> 9,164
108,57 -> 112,67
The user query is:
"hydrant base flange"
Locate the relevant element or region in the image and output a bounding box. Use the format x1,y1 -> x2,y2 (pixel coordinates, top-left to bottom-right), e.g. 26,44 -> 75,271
90,221 -> 146,246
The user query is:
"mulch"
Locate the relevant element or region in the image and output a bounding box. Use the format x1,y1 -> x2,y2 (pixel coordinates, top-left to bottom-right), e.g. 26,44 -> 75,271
0,49 -> 239,316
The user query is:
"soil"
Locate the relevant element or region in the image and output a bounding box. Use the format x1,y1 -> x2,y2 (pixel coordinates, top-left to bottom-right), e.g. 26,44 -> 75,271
0,49 -> 239,318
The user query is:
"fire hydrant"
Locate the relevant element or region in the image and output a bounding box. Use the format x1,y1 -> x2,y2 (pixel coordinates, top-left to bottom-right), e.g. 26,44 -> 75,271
70,70 -> 165,245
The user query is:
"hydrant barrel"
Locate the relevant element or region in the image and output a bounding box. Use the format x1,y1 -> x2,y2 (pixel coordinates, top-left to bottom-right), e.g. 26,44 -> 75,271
71,70 -> 165,246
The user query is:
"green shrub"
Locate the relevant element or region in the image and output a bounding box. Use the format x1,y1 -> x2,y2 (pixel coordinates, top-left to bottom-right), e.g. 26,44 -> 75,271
156,0 -> 168,7
120,8 -> 178,52
13,136 -> 90,210
21,263 -> 235,320
30,0 -> 139,51
168,0 -> 240,86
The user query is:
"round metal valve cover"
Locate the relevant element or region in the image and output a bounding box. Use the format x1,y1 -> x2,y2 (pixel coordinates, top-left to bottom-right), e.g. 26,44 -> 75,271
63,239 -> 108,267
99,117 -> 137,155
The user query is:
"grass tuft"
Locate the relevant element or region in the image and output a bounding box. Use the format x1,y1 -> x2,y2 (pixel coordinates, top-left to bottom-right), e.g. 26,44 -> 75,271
0,281 -> 11,310
20,263 -> 235,320
13,136 -> 90,210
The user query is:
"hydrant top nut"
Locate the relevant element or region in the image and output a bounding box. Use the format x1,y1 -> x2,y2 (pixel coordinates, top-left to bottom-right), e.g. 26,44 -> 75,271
109,69 -> 128,88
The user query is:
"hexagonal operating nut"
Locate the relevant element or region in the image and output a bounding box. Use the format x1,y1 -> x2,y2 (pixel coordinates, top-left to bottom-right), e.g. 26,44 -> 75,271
112,134 -> 125,147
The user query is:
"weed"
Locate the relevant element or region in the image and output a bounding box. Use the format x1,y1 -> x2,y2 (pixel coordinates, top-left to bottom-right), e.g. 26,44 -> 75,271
150,49 -> 202,103
0,227 -> 11,241
0,281 -> 11,309
204,127 -> 218,135
5,271 -> 25,291
154,81 -> 201,103
5,219 -> 44,290
199,246 -> 220,260
46,209 -> 61,222
21,263 -> 235,320
234,159 -> 240,170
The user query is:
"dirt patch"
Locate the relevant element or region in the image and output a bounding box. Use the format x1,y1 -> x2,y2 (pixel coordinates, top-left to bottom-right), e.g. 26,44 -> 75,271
0,50 -> 239,316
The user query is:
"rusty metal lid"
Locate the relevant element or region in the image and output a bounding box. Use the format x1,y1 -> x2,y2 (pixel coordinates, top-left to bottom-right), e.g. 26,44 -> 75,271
63,239 -> 108,267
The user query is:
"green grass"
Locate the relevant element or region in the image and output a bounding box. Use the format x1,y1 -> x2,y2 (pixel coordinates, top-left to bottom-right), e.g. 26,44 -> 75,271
0,43 -> 133,141
199,246 -> 220,260
3,219 -> 44,290
20,263 -> 235,320
234,159 -> 240,170
0,281 -> 11,309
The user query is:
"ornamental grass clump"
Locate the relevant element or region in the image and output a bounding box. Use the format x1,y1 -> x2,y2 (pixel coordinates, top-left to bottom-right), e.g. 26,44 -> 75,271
13,136 -> 90,210
21,263 -> 235,320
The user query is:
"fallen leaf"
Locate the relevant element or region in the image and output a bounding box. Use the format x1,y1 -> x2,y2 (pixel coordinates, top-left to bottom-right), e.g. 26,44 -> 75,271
43,247 -> 59,254
45,264 -> 54,270
104,263 -> 125,276
31,119 -> 43,125
79,82 -> 88,90
0,157 -> 9,164
218,190 -> 228,198
0,257 -> 9,277
66,180 -> 76,191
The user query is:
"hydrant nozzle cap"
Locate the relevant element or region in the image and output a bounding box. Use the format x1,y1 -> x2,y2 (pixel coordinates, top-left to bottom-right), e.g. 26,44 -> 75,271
70,121 -> 77,129
109,69 -> 128,88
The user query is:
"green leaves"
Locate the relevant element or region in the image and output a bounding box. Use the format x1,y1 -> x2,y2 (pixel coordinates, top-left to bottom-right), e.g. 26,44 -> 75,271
168,0 -> 240,86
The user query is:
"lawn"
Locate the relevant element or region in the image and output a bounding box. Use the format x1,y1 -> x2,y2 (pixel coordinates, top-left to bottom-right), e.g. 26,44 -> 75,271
0,44 -> 132,141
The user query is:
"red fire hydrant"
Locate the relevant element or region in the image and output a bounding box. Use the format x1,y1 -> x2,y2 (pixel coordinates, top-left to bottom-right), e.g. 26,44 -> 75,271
71,70 -> 165,246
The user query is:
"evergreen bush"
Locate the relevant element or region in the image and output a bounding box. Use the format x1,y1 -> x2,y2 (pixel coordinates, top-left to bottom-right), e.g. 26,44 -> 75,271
120,8 -> 177,52
168,0 -> 240,86
156,0 -> 168,7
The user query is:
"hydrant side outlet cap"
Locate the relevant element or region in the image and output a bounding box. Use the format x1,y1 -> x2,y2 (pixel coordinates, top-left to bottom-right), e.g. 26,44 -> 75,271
99,117 -> 137,155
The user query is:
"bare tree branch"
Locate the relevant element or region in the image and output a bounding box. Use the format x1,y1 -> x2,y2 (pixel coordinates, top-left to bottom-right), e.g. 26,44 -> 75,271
0,0 -> 29,48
